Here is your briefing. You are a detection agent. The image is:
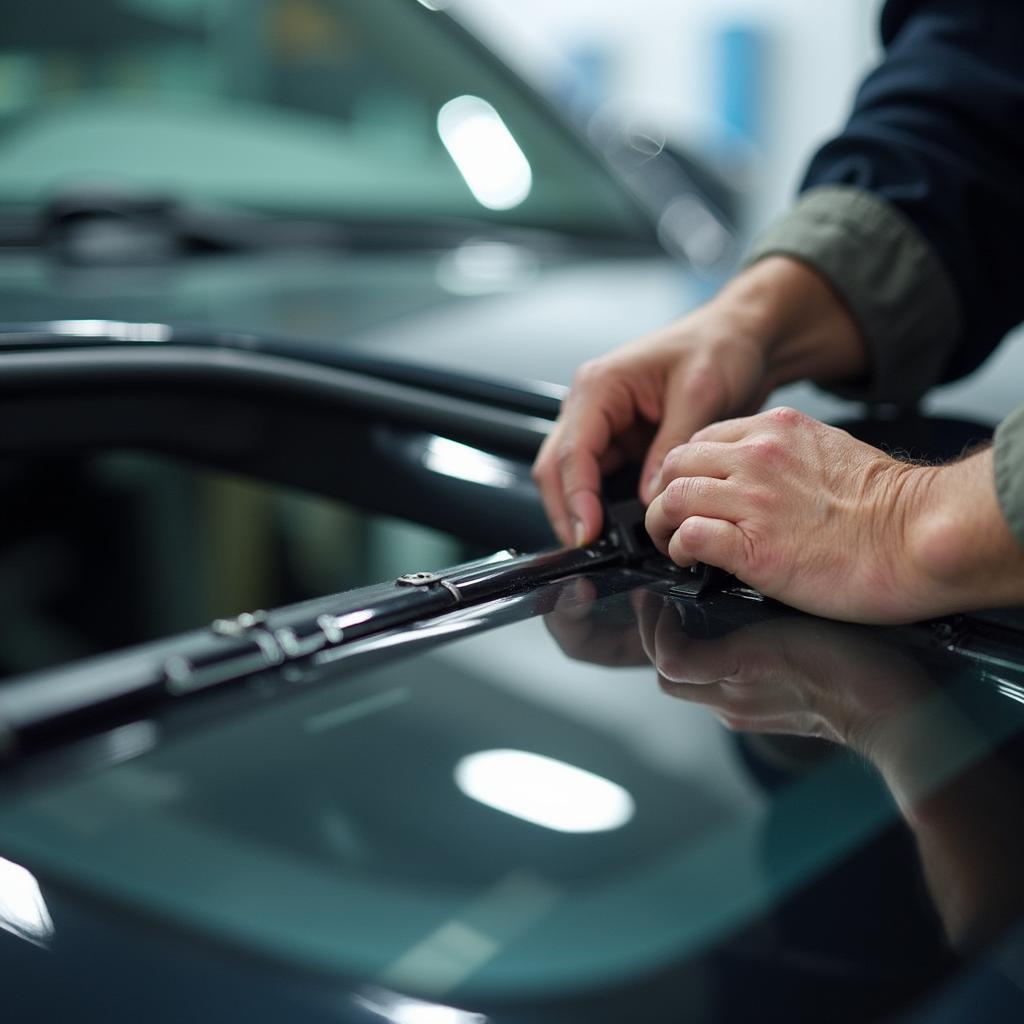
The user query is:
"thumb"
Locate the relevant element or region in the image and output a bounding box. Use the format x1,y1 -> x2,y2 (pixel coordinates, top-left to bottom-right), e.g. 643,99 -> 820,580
640,403 -> 710,504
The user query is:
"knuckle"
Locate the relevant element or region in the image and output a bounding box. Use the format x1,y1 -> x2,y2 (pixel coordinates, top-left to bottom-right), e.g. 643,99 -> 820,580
689,440 -> 717,464
668,521 -> 700,565
677,516 -> 705,544
744,434 -> 785,463
660,444 -> 688,477
765,405 -> 804,428
663,476 -> 698,512
745,484 -> 775,512
572,358 -> 610,390
655,654 -> 686,680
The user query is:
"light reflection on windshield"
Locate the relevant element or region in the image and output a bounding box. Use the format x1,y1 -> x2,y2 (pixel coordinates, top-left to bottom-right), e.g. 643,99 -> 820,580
0,0 -> 643,235
545,582 -> 1024,952
454,748 -> 635,833
0,856 -> 54,948
436,95 -> 532,211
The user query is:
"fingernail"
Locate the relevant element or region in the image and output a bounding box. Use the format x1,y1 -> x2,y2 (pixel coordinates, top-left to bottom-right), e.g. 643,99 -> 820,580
572,518 -> 587,547
644,472 -> 660,501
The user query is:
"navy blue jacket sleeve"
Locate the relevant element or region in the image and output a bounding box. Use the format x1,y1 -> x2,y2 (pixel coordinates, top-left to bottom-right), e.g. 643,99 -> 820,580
801,0 -> 1024,383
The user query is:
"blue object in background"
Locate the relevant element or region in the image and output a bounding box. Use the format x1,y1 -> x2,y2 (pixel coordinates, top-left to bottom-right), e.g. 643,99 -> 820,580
715,23 -> 767,147
559,42 -> 612,119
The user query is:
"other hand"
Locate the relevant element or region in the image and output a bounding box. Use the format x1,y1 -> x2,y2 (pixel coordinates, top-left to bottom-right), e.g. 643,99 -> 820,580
645,406 -> 1024,622
532,257 -> 868,546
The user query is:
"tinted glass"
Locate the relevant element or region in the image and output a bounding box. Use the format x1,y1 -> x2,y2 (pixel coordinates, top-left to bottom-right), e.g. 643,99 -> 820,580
0,0 -> 644,235
3,571 -> 1024,1020
0,451 -> 469,677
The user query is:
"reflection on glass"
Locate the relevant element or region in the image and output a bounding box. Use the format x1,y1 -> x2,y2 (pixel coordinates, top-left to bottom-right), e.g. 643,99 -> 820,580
995,677 -> 1024,705
48,319 -> 171,342
0,856 -> 54,948
545,586 -> 1024,951
657,194 -> 732,270
437,96 -> 532,210
435,240 -> 538,295
356,989 -> 485,1024
455,748 -> 634,833
422,436 -> 517,489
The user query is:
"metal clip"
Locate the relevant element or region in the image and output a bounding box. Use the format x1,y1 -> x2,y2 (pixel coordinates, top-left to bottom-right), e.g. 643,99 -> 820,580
396,572 -> 442,586
210,610 -> 268,639
395,571 -> 462,604
668,565 -> 716,599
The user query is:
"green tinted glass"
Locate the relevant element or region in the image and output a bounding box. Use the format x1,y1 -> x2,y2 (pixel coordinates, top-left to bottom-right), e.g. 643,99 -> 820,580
0,0 -> 644,235
2,579 -> 1018,1001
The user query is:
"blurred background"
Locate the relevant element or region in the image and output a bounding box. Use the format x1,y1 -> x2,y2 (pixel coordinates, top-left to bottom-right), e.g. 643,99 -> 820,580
455,0 -> 884,241
454,0 -> 1024,442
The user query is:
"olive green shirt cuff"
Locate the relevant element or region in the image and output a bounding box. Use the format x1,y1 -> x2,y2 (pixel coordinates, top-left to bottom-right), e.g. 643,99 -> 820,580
995,404 -> 1024,549
744,185 -> 963,405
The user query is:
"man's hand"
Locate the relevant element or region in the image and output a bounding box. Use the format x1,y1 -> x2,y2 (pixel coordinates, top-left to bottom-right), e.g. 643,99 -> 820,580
646,406 -> 1024,623
531,302 -> 769,547
532,257 -> 868,546
635,606 -> 929,743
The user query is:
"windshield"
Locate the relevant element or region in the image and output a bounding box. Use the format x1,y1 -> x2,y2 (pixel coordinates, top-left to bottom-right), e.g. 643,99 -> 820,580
0,0 -> 645,237
4,570 -> 1024,1019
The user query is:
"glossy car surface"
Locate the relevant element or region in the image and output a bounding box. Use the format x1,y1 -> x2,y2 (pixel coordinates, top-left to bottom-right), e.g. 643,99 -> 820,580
3,541 -> 1024,1022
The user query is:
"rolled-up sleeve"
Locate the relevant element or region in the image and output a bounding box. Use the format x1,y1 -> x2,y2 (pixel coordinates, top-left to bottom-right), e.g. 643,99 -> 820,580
744,184 -> 961,404
995,404 -> 1024,548
747,0 -> 1024,406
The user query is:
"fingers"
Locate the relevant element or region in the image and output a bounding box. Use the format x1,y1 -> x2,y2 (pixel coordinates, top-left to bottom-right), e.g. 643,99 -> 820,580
532,352 -> 781,546
668,516 -> 750,575
654,627 -> 743,685
533,424 -> 605,546
645,480 -> 747,556
632,590 -> 747,685
643,412 -> 762,518
532,365 -> 640,546
658,440 -> 736,484
640,398 -> 719,504
533,430 -> 578,546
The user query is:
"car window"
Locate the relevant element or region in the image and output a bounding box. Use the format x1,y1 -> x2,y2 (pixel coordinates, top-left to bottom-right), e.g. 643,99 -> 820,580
0,451 -> 472,678
0,0 -> 646,237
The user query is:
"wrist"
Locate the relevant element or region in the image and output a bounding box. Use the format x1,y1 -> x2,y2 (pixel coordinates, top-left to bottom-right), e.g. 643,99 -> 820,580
905,448 -> 1024,615
713,256 -> 869,390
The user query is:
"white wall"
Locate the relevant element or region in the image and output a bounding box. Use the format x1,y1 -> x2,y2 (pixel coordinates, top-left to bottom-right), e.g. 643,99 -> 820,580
452,1 -> 1024,424
455,0 -> 884,233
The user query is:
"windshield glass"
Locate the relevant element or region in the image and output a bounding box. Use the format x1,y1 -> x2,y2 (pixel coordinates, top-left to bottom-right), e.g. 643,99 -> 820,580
4,571 -> 1024,1018
0,0 -> 644,236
